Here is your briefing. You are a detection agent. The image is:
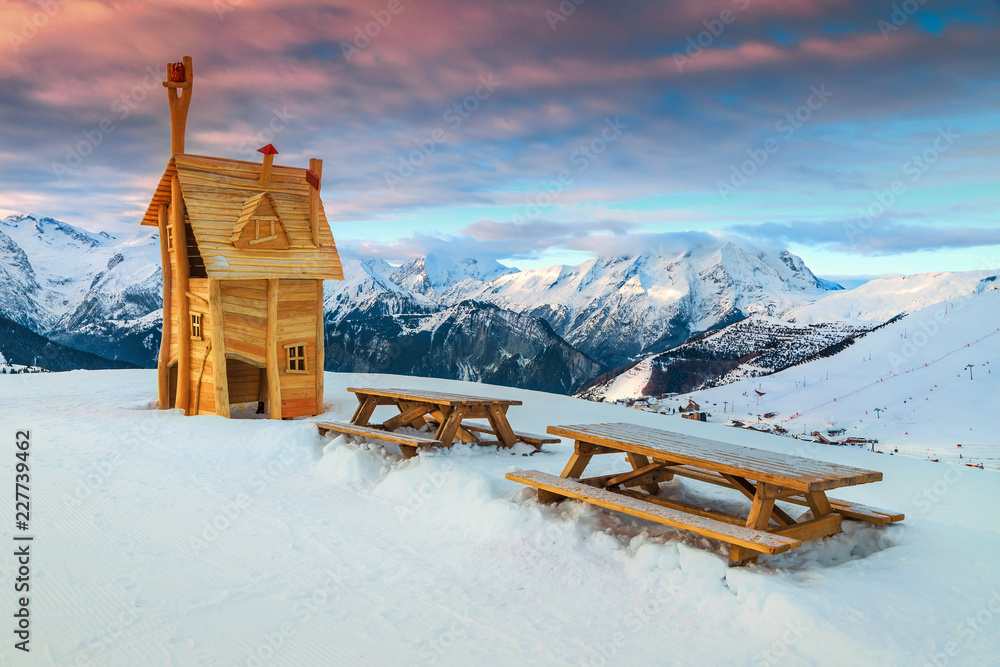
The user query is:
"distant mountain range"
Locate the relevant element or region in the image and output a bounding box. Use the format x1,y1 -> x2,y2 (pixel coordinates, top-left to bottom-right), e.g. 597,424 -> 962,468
426,242 -> 842,368
576,316 -> 873,401
0,214 -> 161,368
2,212 -> 995,395
579,271 -> 1000,402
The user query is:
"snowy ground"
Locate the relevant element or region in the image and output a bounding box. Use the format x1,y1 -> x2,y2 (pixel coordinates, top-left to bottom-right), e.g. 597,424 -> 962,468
679,290 -> 1000,469
0,369 -> 998,666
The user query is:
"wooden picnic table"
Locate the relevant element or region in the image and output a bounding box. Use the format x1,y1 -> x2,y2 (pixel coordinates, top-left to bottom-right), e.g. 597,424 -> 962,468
507,422 -> 903,565
316,387 -> 558,458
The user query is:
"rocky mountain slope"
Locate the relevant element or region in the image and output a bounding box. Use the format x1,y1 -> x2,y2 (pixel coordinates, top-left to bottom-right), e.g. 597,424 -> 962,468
433,242 -> 842,368
0,214 -> 162,367
322,259 -> 603,393
9,212 -> 990,397
577,316 -> 872,401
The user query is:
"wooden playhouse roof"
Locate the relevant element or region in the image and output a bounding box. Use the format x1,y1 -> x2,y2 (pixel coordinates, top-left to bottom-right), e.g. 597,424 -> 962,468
141,154 -> 343,280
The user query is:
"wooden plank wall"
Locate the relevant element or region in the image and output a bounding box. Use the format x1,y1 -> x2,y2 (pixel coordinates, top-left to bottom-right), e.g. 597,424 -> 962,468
227,359 -> 262,404
278,278 -> 319,417
188,278 -> 216,415
221,280 -> 268,365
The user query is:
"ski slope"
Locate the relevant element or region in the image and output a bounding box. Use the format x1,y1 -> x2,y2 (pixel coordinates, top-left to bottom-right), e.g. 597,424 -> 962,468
681,289 -> 1000,467
783,270 -> 998,324
0,368 -> 998,665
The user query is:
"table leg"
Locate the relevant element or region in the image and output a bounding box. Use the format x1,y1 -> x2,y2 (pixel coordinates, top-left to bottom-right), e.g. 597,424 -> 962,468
351,394 -> 378,426
722,474 -> 795,527
382,403 -> 432,431
730,485 -> 776,565
398,401 -> 432,430
435,407 -> 467,446
560,443 -> 595,479
805,491 -> 833,518
486,404 -> 518,448
535,440 -> 596,503
625,452 -> 663,495
428,409 -> 477,443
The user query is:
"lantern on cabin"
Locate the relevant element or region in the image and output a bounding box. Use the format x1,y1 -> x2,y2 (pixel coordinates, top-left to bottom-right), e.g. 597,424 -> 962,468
169,62 -> 186,82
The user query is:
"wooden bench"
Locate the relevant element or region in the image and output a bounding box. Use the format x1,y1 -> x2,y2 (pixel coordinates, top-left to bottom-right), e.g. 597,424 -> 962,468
506,470 -> 801,556
317,421 -> 442,458
439,420 -> 560,447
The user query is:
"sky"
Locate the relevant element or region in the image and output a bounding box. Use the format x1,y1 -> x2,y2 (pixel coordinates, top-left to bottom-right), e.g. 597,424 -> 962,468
0,0 -> 998,279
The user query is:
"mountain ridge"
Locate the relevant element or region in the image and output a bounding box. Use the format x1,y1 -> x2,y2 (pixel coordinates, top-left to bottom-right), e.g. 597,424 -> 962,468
4,211 -> 992,396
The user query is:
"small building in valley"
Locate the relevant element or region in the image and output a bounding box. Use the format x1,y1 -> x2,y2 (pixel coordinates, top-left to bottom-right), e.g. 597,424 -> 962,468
679,399 -> 701,414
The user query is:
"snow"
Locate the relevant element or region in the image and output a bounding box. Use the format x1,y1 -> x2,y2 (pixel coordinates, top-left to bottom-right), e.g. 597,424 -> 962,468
600,357 -> 655,402
1,369 -> 998,665
681,289 -> 1000,466
784,270 -> 999,324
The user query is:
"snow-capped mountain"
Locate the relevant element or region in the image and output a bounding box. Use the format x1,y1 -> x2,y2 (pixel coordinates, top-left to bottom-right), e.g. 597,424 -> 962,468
321,259 -> 602,393
784,270 -> 1000,323
576,270 -> 1000,403
435,241 -> 842,367
390,254 -> 518,300
678,287 -> 1000,456
313,243 -> 844,390
0,214 -> 162,366
326,298 -> 603,394
324,258 -> 438,322
8,212 -> 991,397
0,214 -> 114,331
577,315 -> 872,402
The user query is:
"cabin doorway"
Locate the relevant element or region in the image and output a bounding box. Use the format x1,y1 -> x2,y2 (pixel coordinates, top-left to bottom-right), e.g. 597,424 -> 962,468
167,363 -> 178,409
225,358 -> 268,417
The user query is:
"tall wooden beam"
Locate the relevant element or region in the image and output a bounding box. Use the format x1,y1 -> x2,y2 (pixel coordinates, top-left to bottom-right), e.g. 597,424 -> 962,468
171,174 -> 191,414
208,279 -> 230,418
164,56 -> 193,157
308,158 -> 322,247
315,279 -> 325,415
266,279 -> 282,420
156,204 -> 172,409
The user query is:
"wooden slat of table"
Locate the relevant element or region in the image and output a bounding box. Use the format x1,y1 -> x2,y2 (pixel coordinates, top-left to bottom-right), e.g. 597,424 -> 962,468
348,387 -> 523,407
668,465 -> 903,523
548,423 -> 883,493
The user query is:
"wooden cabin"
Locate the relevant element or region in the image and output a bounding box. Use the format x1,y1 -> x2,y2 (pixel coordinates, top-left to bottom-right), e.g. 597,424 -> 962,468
679,399 -> 701,414
142,57 -> 344,419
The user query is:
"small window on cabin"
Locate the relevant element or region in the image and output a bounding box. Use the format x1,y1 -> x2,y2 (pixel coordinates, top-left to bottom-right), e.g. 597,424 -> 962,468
191,313 -> 202,340
166,225 -> 175,252
284,342 -> 308,373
